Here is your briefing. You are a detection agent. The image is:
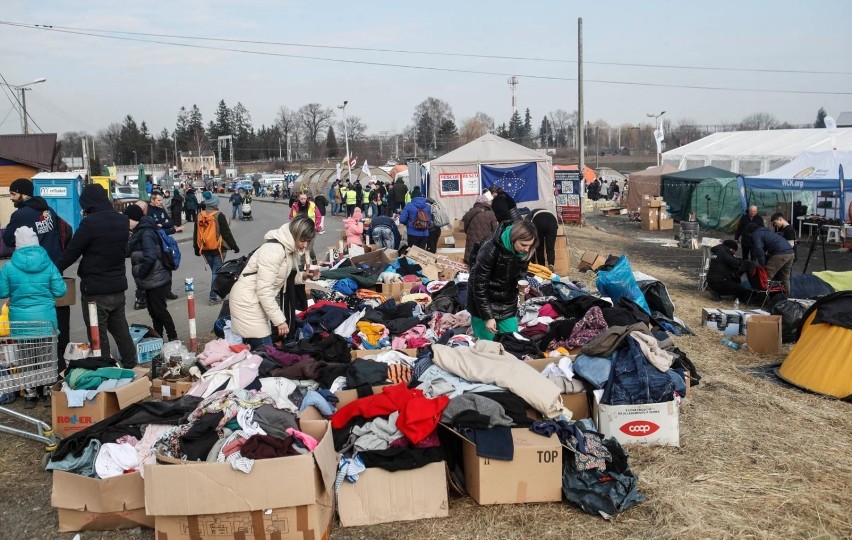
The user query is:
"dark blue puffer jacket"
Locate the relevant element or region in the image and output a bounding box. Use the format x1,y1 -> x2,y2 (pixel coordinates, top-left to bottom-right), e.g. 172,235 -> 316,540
129,216 -> 171,290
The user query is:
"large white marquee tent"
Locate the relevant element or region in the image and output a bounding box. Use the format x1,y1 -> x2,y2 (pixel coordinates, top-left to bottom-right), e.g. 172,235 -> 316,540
662,128 -> 852,176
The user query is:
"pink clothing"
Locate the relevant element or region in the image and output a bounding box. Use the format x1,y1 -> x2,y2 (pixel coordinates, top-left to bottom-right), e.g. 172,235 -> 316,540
391,324 -> 428,349
539,304 -> 560,319
198,339 -> 236,368
187,350 -> 262,398
286,427 -> 319,451
343,216 -> 364,245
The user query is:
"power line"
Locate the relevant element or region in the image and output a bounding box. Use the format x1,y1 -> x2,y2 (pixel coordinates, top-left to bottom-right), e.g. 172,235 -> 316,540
7,20 -> 851,76
0,70 -> 43,133
0,107 -> 15,128
3,21 -> 851,96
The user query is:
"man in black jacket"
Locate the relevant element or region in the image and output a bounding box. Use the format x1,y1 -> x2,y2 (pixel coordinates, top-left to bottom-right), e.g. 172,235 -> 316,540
707,240 -> 750,301
57,184 -> 137,368
4,178 -> 73,398
734,205 -> 764,260
747,226 -> 795,295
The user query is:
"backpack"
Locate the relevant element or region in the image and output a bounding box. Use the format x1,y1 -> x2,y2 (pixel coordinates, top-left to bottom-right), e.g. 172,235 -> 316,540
414,208 -> 430,230
156,228 -> 181,270
56,214 -> 73,251
196,210 -> 222,255
211,239 -> 284,299
431,202 -> 450,228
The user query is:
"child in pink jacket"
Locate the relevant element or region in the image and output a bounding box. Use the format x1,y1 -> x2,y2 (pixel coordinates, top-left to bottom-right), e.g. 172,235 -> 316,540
343,207 -> 364,246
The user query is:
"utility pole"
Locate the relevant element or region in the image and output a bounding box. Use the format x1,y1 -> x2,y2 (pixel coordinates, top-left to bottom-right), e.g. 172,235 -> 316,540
395,135 -> 399,161
577,17 -> 585,225
286,133 -> 292,162
278,137 -> 282,161
21,88 -> 29,135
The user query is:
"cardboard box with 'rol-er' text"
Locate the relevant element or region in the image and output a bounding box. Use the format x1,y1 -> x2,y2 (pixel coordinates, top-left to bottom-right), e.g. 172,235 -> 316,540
51,374 -> 151,438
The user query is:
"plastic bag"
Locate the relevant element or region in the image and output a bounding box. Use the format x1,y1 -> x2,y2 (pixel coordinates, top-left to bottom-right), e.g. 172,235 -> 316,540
223,320 -> 243,345
595,256 -> 651,314
63,342 -> 91,361
0,302 -> 8,337
161,340 -> 196,368
771,299 -> 815,343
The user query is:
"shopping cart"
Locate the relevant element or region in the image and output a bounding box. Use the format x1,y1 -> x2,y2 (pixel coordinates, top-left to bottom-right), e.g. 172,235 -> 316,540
0,321 -> 60,454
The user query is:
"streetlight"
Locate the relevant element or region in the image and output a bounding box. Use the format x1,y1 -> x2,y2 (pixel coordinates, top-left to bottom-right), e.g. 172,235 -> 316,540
0,77 -> 47,134
337,100 -> 351,183
647,111 -> 666,166
132,150 -> 138,165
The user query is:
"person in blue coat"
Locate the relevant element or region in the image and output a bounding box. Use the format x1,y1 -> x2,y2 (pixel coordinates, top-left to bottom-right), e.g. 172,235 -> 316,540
367,214 -> 401,250
0,226 -> 67,407
399,186 -> 432,249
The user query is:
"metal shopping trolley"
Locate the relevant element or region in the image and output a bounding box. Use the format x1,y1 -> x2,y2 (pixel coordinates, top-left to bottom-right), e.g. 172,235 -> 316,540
0,321 -> 60,454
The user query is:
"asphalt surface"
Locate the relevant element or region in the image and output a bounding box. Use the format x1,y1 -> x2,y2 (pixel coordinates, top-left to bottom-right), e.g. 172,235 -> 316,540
9,197 -> 344,357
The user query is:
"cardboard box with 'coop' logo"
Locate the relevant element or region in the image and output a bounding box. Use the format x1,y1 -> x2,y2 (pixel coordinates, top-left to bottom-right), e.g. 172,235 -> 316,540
594,399 -> 680,447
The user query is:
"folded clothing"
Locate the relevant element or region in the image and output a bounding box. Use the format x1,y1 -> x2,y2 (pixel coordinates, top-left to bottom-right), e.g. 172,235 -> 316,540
67,367 -> 136,390
241,434 -> 300,459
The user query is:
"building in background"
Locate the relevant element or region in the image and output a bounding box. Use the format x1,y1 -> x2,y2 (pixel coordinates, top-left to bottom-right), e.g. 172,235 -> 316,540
179,150 -> 217,176
0,133 -> 59,187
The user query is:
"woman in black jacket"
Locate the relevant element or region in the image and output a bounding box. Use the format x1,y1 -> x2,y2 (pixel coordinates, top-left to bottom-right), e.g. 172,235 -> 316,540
125,205 -> 177,342
707,239 -> 750,301
490,187 -> 518,223
467,220 -> 538,340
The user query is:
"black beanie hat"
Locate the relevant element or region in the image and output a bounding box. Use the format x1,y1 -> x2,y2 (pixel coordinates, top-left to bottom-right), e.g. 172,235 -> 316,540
124,204 -> 144,221
10,178 -> 34,197
723,240 -> 739,251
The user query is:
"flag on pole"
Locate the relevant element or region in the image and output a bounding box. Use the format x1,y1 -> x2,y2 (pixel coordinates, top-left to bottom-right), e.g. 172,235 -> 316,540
361,160 -> 371,178
349,155 -> 357,168
336,163 -> 341,180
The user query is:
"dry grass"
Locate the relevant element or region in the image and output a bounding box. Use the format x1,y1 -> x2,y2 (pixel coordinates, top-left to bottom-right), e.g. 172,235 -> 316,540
332,222 -> 852,540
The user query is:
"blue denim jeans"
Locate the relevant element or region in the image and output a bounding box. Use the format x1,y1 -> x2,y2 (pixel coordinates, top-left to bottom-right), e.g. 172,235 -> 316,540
371,226 -> 395,249
573,354 -> 612,389
204,253 -> 224,301
603,336 -> 674,405
245,335 -> 272,351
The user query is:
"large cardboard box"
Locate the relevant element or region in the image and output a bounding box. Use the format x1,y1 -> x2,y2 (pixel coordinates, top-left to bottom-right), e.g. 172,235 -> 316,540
595,399 -> 680,447
405,245 -> 438,267
337,461 -> 448,526
378,281 -> 415,299
145,415 -> 336,540
577,251 -> 607,272
746,315 -> 782,354
658,218 -> 674,230
553,241 -> 570,276
55,277 -> 77,307
151,377 -> 194,400
350,248 -> 392,277
52,470 -> 153,532
51,376 -> 152,438
449,426 -> 563,505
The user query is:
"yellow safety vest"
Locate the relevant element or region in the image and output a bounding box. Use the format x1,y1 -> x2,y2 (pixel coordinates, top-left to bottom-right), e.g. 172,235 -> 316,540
345,189 -> 357,205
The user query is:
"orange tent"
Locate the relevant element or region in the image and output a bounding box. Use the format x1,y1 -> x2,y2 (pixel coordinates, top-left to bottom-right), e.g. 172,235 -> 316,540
388,164 -> 408,180
554,164 -> 596,184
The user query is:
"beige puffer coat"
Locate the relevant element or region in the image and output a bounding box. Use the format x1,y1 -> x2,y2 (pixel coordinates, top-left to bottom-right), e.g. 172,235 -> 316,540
229,224 -> 304,338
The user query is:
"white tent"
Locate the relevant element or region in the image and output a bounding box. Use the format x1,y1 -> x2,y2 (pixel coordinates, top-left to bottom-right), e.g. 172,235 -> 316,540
662,128 -> 852,176
427,134 -> 554,221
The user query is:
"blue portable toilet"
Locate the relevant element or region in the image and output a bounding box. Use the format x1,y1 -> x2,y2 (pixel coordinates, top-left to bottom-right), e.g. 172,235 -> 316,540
32,172 -> 84,232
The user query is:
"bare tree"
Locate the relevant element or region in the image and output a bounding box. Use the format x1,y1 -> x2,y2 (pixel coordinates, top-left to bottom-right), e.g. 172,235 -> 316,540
740,112 -> 779,131
97,123 -> 122,164
412,97 -> 454,150
297,103 -> 335,158
191,126 -> 211,158
671,118 -> 704,146
338,115 -> 368,142
549,109 -> 576,148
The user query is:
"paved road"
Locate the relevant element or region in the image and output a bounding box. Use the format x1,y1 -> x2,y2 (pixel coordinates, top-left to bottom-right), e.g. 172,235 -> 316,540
56,197 -> 344,354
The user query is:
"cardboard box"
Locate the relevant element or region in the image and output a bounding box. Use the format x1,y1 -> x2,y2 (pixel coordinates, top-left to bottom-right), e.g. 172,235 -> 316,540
154,494 -> 332,540
523,358 -> 590,420
378,281 -> 415,299
52,470 -> 153,532
51,376 -> 152,438
449,426 -> 563,505
145,417 -> 336,540
337,461 -> 448,526
350,248 -> 392,277
577,251 -> 607,272
658,218 -> 674,230
55,277 -> 77,307
152,377 -> 194,400
405,245 -> 438,267
746,315 -> 782,354
702,308 -> 740,336
595,400 -> 680,447
452,234 -> 466,248
553,242 -> 570,276
643,197 -> 664,208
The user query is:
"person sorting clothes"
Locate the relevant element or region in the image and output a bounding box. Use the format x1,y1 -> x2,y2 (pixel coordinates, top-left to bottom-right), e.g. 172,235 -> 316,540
706,240 -> 750,302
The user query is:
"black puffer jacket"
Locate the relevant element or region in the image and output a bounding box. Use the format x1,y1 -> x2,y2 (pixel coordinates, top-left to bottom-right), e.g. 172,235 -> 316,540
491,192 -> 517,223
707,244 -> 743,283
57,184 -> 129,296
467,222 -> 530,321
129,216 -> 171,290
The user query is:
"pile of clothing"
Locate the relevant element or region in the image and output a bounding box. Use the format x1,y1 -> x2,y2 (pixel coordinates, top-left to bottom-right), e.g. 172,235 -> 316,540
60,356 -> 138,407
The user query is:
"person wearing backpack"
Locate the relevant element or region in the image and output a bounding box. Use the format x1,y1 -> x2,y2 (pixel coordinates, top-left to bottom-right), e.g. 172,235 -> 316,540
184,186 -> 199,223
124,205 -> 177,342
229,216 -> 319,350
148,192 -> 183,300
193,191 -> 240,305
400,186 -> 432,249
4,178 -> 74,388
425,197 -> 451,253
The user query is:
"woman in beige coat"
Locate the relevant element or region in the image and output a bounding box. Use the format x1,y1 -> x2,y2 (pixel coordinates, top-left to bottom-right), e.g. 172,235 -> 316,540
229,216 -> 318,349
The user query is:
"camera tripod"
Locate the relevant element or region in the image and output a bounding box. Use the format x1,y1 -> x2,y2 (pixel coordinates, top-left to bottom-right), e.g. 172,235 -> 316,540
802,224 -> 829,274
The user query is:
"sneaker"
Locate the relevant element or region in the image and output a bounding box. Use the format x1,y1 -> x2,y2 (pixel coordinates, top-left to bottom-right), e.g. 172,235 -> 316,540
165,291 -> 179,300
134,300 -> 147,310
41,391 -> 51,408
209,298 -> 222,306
24,397 -> 37,409
318,231 -> 326,235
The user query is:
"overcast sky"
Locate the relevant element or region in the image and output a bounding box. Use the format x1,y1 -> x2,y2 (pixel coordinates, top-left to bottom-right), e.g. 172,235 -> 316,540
1,0 -> 850,138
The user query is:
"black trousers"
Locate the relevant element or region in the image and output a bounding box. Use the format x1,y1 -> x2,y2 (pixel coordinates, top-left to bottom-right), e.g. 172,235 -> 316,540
708,279 -> 750,302
426,227 -> 441,253
56,305 -> 70,374
81,292 -> 137,367
408,235 -> 428,249
185,208 -> 197,223
146,283 -> 177,341
346,204 -> 356,217
532,212 -> 559,267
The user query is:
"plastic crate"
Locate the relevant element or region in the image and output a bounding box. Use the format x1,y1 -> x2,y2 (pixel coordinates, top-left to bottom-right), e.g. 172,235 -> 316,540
129,324 -> 152,344
137,337 -> 164,364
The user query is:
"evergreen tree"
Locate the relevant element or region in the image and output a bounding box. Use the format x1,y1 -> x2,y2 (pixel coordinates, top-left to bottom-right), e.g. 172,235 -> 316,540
539,116 -> 552,146
214,99 -> 231,138
437,119 -> 458,151
814,107 -> 827,128
508,111 -> 523,140
117,115 -> 142,164
497,123 -> 509,138
326,126 -> 339,158
175,106 -> 190,153
523,108 -> 532,139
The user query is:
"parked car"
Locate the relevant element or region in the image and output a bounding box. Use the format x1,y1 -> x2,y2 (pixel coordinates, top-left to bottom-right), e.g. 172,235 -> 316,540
112,185 -> 140,199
